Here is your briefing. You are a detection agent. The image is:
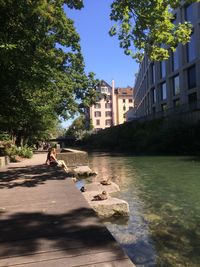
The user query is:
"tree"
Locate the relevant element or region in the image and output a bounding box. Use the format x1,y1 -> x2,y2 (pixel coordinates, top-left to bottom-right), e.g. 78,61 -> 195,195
0,0 -> 97,145
65,114 -> 92,140
109,0 -> 199,61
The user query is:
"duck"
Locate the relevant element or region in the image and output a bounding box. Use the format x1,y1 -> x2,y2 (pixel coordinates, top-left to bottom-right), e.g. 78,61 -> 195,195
80,186 -> 86,192
100,179 -> 111,185
92,191 -> 108,201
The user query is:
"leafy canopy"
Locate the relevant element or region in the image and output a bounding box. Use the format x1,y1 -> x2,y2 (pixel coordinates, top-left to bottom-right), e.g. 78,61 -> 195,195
109,0 -> 199,61
0,0 -> 97,144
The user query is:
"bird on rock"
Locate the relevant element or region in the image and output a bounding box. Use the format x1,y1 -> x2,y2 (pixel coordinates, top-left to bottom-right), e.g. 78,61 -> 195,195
92,191 -> 108,201
80,186 -> 86,192
100,179 -> 111,185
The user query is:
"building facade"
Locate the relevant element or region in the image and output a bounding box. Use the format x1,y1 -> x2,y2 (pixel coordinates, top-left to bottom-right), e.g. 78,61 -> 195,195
87,80 -> 134,131
133,2 -> 200,121
115,87 -> 134,124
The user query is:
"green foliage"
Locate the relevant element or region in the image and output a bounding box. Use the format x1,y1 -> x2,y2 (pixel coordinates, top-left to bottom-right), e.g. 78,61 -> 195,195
83,119 -> 200,155
6,145 -> 33,159
65,114 -> 92,140
0,132 -> 11,141
109,0 -> 199,61
0,0 -> 98,145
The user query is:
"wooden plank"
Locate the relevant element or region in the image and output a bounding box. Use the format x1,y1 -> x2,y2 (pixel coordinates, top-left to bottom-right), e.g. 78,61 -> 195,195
0,154 -> 135,267
0,250 -> 132,267
0,247 -> 129,266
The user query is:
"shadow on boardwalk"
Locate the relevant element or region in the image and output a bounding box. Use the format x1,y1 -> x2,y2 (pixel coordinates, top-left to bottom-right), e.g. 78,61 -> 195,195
0,155 -> 134,266
0,208 -> 117,258
0,165 -> 67,189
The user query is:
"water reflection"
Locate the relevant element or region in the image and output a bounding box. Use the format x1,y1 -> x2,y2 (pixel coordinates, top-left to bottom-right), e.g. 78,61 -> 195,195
89,153 -> 157,266
88,153 -> 200,267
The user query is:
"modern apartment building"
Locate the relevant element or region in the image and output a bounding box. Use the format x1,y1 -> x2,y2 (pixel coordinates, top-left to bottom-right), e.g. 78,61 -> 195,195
133,2 -> 200,121
87,80 -> 134,131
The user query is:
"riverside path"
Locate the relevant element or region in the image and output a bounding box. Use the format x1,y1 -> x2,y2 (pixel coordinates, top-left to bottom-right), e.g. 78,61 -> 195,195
0,152 -> 135,267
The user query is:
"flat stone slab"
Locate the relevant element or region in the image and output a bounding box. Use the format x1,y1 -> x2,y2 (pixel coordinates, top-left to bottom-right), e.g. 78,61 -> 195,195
85,182 -> 120,193
83,191 -> 130,218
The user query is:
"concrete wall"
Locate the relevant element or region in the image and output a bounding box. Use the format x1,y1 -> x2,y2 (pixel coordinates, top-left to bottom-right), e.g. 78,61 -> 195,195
0,156 -> 10,168
57,149 -> 88,167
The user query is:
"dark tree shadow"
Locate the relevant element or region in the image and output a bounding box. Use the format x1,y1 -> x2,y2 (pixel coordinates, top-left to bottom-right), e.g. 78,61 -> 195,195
0,208 -> 121,259
0,164 -> 69,189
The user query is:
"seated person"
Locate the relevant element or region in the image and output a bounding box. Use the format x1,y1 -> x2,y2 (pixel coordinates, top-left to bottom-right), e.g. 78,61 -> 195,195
46,148 -> 68,172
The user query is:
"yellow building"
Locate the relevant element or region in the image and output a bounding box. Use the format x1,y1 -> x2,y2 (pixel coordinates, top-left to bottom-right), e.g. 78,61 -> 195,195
87,81 -> 134,131
115,87 -> 134,124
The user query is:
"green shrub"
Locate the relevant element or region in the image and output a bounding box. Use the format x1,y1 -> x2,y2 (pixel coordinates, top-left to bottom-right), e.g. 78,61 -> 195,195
18,146 -> 33,158
0,132 -> 11,141
5,145 -> 33,159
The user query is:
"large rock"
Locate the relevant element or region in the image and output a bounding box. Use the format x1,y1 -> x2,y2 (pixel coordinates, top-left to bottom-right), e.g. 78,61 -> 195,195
83,191 -> 129,218
85,182 -> 120,193
72,165 -> 97,177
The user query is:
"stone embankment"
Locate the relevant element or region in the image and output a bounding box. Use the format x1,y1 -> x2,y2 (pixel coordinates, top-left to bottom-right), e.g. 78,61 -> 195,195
83,186 -> 130,218
72,166 -> 130,218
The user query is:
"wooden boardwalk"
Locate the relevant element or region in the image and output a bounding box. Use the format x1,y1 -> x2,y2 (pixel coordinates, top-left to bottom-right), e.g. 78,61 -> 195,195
0,153 -> 135,267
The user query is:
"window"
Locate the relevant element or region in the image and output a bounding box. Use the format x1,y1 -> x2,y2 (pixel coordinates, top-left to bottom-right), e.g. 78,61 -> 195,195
105,111 -> 112,117
152,106 -> 156,115
161,103 -> 167,112
173,75 -> 180,96
105,119 -> 112,126
161,82 -> 167,100
173,99 -> 180,108
129,99 -> 133,103
185,4 -> 195,25
105,103 -> 112,108
172,48 -> 179,71
123,99 -> 126,103
188,65 -> 196,89
161,61 -> 166,78
100,86 -> 108,94
94,111 -> 101,117
94,103 -> 101,109
123,106 -> 126,111
96,119 -> 100,125
152,88 -> 156,103
187,32 -> 195,62
188,92 -> 197,110
96,128 -> 102,131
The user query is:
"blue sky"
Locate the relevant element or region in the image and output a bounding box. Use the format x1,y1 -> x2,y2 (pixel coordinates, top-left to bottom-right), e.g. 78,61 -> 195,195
65,0 -> 138,87
62,1 -> 139,128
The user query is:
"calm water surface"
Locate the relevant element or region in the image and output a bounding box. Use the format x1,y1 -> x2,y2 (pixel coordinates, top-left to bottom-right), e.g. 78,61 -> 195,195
88,153 -> 200,267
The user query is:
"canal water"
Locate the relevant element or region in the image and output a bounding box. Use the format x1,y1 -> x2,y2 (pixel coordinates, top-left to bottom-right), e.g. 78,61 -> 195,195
88,152 -> 200,267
